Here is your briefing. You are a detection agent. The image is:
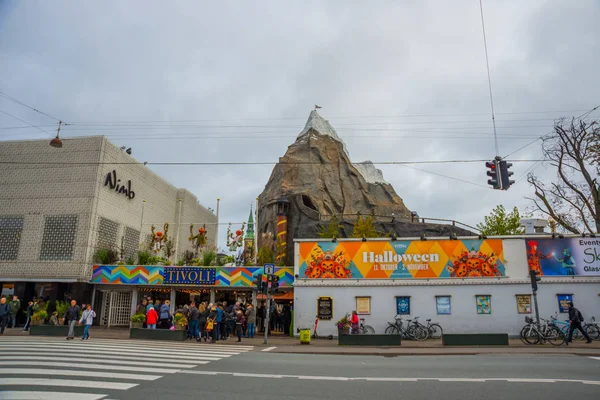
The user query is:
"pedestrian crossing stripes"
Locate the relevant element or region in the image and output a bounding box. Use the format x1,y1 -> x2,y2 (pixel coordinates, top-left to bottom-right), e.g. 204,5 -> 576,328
0,337 -> 253,400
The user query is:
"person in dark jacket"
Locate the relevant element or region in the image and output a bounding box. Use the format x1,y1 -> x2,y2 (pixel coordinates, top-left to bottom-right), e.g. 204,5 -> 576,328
0,297 -> 10,335
207,305 -> 218,343
235,309 -> 245,342
198,303 -> 209,341
22,301 -> 34,332
64,300 -> 81,340
187,302 -> 200,340
158,300 -> 171,329
567,302 -> 592,343
9,295 -> 20,328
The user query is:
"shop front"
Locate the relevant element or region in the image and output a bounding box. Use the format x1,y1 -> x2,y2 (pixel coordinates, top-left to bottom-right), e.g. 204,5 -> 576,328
90,264 -> 294,327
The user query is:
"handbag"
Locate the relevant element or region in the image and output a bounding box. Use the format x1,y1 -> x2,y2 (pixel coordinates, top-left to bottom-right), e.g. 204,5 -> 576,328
206,318 -> 214,331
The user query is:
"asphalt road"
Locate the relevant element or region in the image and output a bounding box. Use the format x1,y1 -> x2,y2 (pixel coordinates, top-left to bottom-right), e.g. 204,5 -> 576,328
1,337 -> 599,400
116,353 -> 600,400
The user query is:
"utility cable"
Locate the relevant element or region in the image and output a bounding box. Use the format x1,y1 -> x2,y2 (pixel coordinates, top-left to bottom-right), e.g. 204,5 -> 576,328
0,91 -> 62,122
479,0 -> 499,157
0,108 -> 54,137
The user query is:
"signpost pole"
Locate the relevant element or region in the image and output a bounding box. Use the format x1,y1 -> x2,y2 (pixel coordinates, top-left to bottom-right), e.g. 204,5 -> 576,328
532,289 -> 541,332
264,276 -> 271,345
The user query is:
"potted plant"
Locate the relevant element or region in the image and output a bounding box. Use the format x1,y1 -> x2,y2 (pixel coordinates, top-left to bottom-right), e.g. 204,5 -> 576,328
31,310 -> 48,326
55,300 -> 69,325
336,314 -> 351,336
173,312 -> 187,330
130,313 -> 146,329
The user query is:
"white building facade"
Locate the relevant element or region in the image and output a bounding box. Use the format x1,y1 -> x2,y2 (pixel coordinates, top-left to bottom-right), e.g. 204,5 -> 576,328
0,136 -> 217,313
293,237 -> 600,336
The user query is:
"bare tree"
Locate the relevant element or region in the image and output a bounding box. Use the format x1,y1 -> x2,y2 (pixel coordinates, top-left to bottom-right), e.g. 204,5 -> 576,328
527,118 -> 600,234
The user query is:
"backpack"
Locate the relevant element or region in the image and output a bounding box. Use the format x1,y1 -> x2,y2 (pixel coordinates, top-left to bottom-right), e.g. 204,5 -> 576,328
578,310 -> 584,322
206,318 -> 214,331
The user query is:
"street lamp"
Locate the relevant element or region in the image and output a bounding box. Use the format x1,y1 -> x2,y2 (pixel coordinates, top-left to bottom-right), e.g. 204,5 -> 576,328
49,121 -> 63,148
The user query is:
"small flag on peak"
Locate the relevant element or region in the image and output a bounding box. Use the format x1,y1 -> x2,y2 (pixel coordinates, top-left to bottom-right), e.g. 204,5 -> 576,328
314,105 -> 322,110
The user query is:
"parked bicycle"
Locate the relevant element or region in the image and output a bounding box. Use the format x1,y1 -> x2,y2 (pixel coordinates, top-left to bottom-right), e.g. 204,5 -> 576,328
520,316 -> 566,346
385,315 -> 427,341
357,318 -> 376,334
585,316 -> 600,339
550,313 -> 584,340
412,316 -> 444,339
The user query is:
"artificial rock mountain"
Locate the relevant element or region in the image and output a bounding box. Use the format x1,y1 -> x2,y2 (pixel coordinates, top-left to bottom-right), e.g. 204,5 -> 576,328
257,111 -> 472,264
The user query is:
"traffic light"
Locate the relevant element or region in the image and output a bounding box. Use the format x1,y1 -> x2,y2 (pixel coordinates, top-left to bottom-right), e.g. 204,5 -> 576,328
253,274 -> 264,293
486,160 -> 501,190
529,269 -> 541,291
270,274 -> 280,294
499,160 -> 514,190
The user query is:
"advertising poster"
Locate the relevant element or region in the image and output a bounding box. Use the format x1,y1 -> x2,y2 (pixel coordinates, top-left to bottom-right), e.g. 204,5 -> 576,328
476,295 -> 491,314
557,294 -> 573,313
317,297 -> 333,320
396,296 -> 411,315
356,297 -> 371,315
436,296 -> 451,315
526,238 -> 600,276
516,295 -> 532,314
298,239 -> 505,279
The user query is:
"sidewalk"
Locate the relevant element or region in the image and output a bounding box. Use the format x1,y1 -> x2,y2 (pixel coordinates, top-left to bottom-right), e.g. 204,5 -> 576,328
3,328 -> 599,356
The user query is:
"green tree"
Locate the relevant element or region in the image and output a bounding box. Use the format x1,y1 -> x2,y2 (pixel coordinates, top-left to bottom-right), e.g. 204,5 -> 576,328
318,215 -> 343,238
476,205 -> 525,236
351,215 -> 379,238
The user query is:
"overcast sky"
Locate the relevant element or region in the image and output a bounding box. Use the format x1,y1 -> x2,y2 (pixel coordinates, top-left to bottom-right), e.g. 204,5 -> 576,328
1,0 -> 599,249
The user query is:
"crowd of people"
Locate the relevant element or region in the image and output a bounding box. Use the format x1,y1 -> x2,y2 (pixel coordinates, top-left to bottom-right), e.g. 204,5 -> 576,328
134,296 -> 293,342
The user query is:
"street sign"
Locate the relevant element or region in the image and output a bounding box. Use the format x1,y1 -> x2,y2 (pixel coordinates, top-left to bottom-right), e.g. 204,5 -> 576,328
264,263 -> 274,275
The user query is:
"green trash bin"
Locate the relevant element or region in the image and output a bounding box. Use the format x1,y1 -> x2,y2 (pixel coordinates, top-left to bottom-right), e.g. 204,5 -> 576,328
300,329 -> 311,344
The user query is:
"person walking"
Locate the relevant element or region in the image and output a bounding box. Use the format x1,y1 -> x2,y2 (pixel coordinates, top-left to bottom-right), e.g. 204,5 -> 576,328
9,295 -> 21,328
79,304 -> 96,340
245,304 -> 256,338
64,300 -> 81,340
22,301 -> 34,332
0,297 -> 10,335
188,302 -> 200,341
146,305 -> 158,329
235,309 -> 245,342
567,302 -> 592,343
216,303 -> 224,340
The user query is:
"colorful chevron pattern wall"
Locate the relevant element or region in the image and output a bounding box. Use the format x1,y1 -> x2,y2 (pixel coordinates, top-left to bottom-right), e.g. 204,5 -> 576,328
91,265 -> 294,287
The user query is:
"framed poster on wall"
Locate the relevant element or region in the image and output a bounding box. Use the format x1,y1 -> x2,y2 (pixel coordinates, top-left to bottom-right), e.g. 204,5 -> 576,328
557,294 -> 573,313
356,296 -> 371,315
396,296 -> 411,315
436,296 -> 451,315
317,297 -> 333,320
475,295 -> 491,314
516,295 -> 532,314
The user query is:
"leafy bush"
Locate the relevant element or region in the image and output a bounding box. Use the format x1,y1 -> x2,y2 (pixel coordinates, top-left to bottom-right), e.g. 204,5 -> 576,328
137,251 -> 151,265
200,251 -> 216,267
126,256 -> 135,265
131,313 -> 146,323
173,312 -> 187,327
32,310 -> 48,321
55,300 -> 68,317
94,248 -> 119,264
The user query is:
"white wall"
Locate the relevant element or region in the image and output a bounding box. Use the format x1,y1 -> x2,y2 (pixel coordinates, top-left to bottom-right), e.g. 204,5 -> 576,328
293,282 -> 600,336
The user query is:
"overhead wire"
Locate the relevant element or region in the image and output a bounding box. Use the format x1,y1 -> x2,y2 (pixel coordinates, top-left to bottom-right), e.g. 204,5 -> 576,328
0,91 -> 62,122
0,108 -> 54,137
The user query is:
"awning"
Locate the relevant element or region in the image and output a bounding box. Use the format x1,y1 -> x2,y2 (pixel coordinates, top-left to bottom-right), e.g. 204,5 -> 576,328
257,291 -> 294,301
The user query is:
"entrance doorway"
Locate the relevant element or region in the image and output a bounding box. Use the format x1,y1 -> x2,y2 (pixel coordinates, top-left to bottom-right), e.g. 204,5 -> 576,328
97,290 -> 132,327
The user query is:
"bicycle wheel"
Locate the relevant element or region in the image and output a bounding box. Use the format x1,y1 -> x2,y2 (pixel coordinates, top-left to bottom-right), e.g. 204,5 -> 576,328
573,327 -> 583,340
428,324 -> 443,339
363,325 -> 376,334
385,325 -> 398,335
520,325 -> 539,345
586,324 -> 600,339
411,325 -> 428,341
546,325 -> 566,346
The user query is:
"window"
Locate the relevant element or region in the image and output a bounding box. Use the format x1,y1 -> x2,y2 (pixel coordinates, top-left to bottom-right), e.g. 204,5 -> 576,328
39,215 -> 78,261
516,295 -> 532,314
396,296 -> 410,315
0,216 -> 24,260
436,296 -> 451,315
475,295 -> 491,314
355,296 -> 371,315
123,227 -> 140,260
97,217 -> 119,250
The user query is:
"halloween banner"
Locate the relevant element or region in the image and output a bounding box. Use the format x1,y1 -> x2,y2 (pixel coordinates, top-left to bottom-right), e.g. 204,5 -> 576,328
298,240 -> 505,279
526,238 -> 600,276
